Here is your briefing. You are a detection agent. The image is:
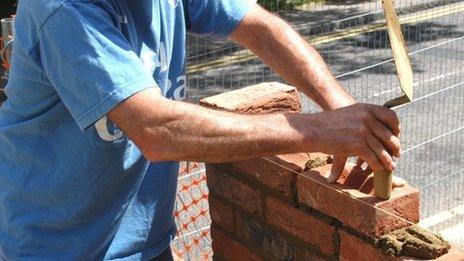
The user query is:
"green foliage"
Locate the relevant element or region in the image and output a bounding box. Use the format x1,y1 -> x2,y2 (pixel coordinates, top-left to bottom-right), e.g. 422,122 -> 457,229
257,0 -> 323,11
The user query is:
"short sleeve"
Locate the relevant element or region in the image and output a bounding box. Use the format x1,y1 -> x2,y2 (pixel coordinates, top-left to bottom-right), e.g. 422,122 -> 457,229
37,2 -> 157,130
186,0 -> 256,39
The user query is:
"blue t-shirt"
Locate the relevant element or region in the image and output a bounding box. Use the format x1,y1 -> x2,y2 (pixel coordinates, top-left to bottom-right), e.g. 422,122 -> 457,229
0,0 -> 253,259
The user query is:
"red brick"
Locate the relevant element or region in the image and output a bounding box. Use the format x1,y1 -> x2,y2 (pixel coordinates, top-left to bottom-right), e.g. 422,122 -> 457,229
294,247 -> 328,261
230,153 -> 310,197
209,197 -> 235,233
211,227 -> 262,261
339,230 -> 394,261
266,197 -> 336,255
296,164 -> 420,237
229,153 -> 329,198
235,212 -> 327,260
337,165 -> 371,191
199,82 -> 301,114
206,167 -> 261,215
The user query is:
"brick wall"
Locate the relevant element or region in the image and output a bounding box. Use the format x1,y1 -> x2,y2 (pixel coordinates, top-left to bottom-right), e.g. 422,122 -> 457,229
200,82 -> 462,260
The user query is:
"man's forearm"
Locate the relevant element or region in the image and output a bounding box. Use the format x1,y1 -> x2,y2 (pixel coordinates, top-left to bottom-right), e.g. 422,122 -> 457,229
109,89 -> 316,163
109,89 -> 400,171
230,5 -> 355,110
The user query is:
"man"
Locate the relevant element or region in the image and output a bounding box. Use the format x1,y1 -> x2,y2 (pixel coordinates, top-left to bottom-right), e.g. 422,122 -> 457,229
0,0 -> 402,260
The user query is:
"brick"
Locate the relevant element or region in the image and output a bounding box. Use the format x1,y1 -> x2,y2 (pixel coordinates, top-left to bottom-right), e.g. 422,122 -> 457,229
211,227 -> 262,261
230,153 -> 310,198
339,230 -> 394,261
235,212 -> 327,260
294,247 -> 328,261
209,197 -> 235,233
199,82 -> 301,114
206,167 -> 261,215
236,213 -> 291,259
337,165 -> 371,191
296,164 -> 420,237
266,197 -> 336,255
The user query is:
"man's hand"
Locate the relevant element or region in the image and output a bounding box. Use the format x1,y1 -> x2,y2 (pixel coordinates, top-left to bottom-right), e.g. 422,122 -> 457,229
311,104 -> 401,174
329,157 -> 407,187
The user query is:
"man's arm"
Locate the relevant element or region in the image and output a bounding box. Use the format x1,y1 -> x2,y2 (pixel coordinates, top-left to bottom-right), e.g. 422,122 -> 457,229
107,3 -> 400,172
229,4 -> 355,111
108,88 -> 399,172
228,4 -> 402,182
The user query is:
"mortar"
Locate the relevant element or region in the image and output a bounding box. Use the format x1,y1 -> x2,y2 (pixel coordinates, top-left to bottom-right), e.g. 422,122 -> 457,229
377,226 -> 451,259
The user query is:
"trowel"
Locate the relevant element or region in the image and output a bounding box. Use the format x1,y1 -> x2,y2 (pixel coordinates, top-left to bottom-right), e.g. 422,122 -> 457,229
375,0 -> 414,200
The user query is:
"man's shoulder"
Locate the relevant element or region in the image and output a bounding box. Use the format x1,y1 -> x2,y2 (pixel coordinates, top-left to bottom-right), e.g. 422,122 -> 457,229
21,0 -> 114,9
20,0 -> 66,17
15,0 -> 118,55
17,0 -> 67,33
19,0 -> 115,29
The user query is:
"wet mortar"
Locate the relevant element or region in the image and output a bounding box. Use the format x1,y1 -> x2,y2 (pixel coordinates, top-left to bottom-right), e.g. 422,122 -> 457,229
304,155 -> 331,171
376,226 -> 451,259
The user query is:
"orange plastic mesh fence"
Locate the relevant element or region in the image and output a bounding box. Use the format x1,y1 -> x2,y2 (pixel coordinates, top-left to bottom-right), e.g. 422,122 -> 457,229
0,37 -> 10,70
172,162 -> 212,260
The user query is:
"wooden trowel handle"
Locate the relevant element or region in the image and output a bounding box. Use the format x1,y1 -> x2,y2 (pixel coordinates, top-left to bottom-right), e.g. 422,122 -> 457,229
374,170 -> 393,200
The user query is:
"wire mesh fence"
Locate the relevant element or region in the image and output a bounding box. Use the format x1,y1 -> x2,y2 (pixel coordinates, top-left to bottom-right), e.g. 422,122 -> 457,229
175,0 -> 464,259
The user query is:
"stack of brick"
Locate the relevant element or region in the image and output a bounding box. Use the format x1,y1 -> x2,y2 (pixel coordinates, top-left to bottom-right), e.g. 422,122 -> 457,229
200,82 -> 463,260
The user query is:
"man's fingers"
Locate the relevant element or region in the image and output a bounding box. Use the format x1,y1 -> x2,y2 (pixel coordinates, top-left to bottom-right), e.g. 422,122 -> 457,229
366,135 -> 396,171
392,176 -> 407,188
369,105 -> 401,136
359,141 -> 385,172
368,117 -> 401,157
327,155 -> 347,184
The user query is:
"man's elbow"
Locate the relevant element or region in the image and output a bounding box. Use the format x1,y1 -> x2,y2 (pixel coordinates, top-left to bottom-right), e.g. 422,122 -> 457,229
139,144 -> 176,162
142,149 -> 171,162
106,88 -> 181,162
136,131 -> 178,162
